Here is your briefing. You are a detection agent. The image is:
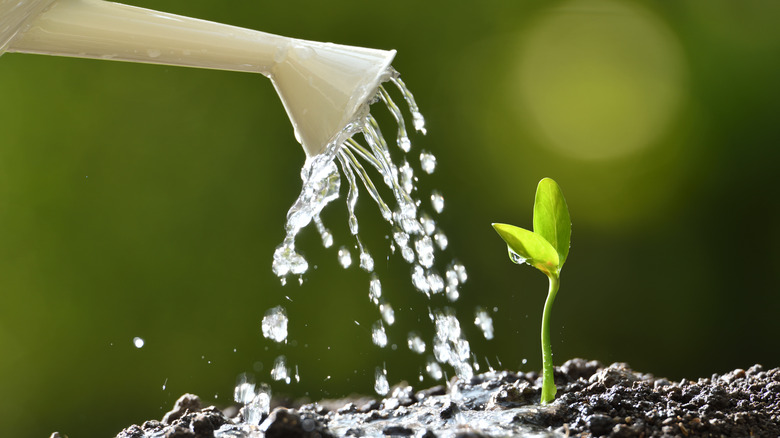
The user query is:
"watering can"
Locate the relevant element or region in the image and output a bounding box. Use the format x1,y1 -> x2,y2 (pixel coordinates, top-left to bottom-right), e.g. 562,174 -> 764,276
0,0 -> 396,157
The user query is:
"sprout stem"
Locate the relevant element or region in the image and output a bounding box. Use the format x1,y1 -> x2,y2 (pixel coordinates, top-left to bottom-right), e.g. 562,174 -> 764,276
540,273 -> 559,405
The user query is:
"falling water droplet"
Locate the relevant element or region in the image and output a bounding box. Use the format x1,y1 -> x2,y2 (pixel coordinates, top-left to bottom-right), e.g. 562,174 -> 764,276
313,214 -> 333,248
372,320 -> 388,348
420,150 -> 437,174
271,355 -> 290,384
380,303 -> 395,325
369,275 -> 382,305
452,262 -> 468,283
474,307 -> 494,340
407,332 -> 426,354
374,366 -> 389,396
411,265 -> 430,295
420,213 -> 436,236
337,246 -> 352,268
360,247 -> 375,272
430,190 -> 445,214
234,380 -> 256,404
399,160 -> 415,195
426,358 -> 443,380
415,236 -> 435,268
133,337 -> 145,348
427,270 -> 445,294
434,229 -> 448,250
261,306 -> 288,343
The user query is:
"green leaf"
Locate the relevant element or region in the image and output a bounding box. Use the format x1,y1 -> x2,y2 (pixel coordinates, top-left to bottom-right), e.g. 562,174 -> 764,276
492,223 -> 559,276
533,178 -> 571,269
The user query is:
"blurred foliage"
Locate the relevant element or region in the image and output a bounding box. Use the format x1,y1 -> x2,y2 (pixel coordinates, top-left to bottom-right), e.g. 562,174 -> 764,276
1,0 -> 779,436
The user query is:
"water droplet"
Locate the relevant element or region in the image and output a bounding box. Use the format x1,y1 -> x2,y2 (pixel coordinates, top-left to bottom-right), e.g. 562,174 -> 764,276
372,320 -> 388,348
431,190 -> 444,213
420,150 -> 437,174
427,270 -> 444,294
452,262 -> 468,283
432,310 -> 473,380
273,158 -> 340,280
430,190 -> 445,213
434,229 -> 448,250
369,275 -> 382,305
272,241 -> 309,278
411,265 -> 430,295
133,337 -> 144,348
374,366 -> 389,396
398,160 -> 415,195
313,214 -> 333,248
360,249 -> 374,272
412,112 -> 427,134
509,249 -> 526,265
271,355 -> 290,384
446,285 -> 460,302
162,378 -> 168,391
420,213 -> 436,236
474,307 -> 494,340
243,383 -> 271,425
407,332 -> 426,354
234,379 -> 256,404
337,246 -> 352,268
398,136 -> 411,153
147,49 -> 161,58
426,358 -> 443,380
380,303 -> 395,325
415,236 -> 435,268
261,306 -> 288,343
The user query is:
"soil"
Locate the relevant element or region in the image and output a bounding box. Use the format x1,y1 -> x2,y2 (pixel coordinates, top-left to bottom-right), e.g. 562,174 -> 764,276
111,358 -> 780,438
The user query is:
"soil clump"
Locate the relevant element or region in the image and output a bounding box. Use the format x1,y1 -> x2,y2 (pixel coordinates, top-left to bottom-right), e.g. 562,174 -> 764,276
111,358 -> 780,438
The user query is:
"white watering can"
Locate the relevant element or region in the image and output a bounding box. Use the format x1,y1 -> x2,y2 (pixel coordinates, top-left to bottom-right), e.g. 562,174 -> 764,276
0,0 -> 396,157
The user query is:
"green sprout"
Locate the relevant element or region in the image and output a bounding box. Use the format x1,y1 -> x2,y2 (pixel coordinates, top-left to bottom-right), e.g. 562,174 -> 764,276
492,177 -> 571,405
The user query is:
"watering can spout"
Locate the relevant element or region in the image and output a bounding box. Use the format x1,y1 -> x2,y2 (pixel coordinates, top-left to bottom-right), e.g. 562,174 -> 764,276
0,0 -> 396,157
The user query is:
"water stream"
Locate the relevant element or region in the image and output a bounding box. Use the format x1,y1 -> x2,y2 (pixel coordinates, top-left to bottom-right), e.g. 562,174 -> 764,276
263,69 -> 478,395
236,69 -> 497,432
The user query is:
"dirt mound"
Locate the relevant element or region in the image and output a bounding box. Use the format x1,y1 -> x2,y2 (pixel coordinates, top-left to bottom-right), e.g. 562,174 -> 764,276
112,359 -> 780,438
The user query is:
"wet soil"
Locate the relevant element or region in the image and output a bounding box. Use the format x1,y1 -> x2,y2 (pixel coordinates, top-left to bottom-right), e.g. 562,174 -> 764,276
112,358 -> 780,438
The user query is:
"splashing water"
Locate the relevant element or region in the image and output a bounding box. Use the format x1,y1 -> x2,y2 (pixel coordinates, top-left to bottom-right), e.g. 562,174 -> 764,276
374,366 -> 389,396
432,309 -> 473,380
234,376 -> 272,425
271,355 -> 290,384
268,68 -> 474,395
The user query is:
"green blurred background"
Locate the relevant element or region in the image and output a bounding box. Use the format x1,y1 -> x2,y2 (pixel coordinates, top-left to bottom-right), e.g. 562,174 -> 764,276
1,0 -> 779,436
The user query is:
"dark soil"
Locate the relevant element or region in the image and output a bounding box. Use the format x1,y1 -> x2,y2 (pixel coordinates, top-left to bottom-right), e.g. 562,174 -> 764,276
112,359 -> 780,438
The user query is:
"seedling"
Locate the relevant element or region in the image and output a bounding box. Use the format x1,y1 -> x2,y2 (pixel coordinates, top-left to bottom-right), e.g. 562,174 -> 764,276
492,177 -> 571,405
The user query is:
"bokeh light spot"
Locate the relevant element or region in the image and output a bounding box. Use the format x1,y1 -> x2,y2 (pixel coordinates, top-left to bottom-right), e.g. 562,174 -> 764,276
514,0 -> 687,161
